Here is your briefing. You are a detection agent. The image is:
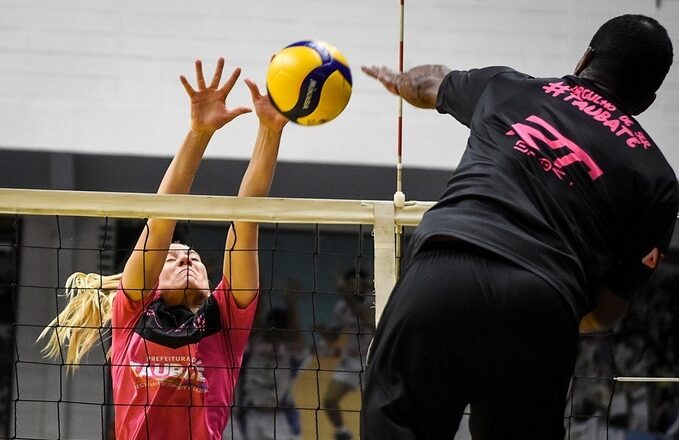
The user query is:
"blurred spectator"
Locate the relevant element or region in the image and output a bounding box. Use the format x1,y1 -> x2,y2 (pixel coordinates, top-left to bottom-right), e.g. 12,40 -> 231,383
231,280 -> 309,440
569,251 -> 679,438
319,269 -> 374,440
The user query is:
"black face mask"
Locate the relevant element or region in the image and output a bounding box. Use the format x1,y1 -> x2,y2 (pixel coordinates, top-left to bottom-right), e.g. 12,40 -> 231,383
135,296 -> 222,349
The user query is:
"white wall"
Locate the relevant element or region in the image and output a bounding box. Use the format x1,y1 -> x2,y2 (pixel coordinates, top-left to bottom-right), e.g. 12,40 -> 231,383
1,0 -> 678,175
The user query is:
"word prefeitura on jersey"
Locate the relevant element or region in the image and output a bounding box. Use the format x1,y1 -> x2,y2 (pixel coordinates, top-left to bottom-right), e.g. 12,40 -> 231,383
542,81 -> 652,150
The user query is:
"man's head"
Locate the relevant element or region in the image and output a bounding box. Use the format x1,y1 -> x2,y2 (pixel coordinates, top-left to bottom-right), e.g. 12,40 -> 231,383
267,307 -> 290,329
339,269 -> 373,301
262,307 -> 293,342
575,14 -> 673,115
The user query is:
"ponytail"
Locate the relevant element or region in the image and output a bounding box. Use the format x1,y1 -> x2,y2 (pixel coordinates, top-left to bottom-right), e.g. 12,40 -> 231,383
37,272 -> 121,371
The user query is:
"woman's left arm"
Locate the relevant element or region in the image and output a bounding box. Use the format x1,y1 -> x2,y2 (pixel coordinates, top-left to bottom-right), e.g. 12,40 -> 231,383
223,78 -> 288,308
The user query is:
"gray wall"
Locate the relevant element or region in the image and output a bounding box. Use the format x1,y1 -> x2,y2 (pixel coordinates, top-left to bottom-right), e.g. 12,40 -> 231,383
1,0 -> 678,173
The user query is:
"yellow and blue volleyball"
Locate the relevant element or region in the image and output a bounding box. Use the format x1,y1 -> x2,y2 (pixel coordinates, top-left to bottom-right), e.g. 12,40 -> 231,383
266,40 -> 352,126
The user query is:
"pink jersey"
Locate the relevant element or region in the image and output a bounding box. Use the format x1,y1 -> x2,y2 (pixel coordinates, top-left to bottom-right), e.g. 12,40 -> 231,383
110,278 -> 257,440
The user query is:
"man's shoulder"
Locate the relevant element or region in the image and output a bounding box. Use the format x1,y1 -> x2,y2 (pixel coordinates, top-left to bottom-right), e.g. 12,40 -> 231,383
464,66 -> 525,79
472,67 -> 554,92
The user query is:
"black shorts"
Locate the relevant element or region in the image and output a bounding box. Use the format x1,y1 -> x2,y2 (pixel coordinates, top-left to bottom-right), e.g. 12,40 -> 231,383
361,241 -> 578,440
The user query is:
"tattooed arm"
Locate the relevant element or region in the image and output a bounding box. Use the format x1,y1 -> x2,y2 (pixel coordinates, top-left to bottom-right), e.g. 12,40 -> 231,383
361,64 -> 452,109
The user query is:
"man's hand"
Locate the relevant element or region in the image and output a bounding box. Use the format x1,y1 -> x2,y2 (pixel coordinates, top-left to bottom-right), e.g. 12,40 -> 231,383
361,65 -> 402,96
579,286 -> 629,334
180,58 -> 252,134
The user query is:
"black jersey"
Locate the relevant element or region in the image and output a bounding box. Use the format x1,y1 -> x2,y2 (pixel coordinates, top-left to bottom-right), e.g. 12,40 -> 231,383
410,67 -> 679,319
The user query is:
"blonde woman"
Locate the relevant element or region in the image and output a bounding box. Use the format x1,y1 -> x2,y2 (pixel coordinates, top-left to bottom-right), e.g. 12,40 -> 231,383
39,57 -> 288,440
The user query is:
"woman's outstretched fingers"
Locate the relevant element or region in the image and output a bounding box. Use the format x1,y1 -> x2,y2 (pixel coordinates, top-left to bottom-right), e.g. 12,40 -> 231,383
180,75 -> 196,97
209,57 -> 225,89
195,59 -> 206,89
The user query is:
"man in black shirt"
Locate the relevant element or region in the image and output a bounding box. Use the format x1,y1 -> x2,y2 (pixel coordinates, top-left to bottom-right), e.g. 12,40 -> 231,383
360,14 -> 678,439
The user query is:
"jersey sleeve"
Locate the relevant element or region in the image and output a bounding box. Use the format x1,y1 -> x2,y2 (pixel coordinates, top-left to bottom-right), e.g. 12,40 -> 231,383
212,277 -> 258,356
111,284 -> 154,330
436,66 -> 518,127
602,202 -> 678,299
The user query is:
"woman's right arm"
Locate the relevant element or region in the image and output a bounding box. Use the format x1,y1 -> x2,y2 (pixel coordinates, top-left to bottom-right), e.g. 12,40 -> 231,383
121,58 -> 251,301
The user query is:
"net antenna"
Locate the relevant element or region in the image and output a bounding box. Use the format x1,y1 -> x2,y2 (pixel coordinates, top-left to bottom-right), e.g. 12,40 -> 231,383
394,0 -> 406,267
372,0 -> 409,325
395,0 -> 405,207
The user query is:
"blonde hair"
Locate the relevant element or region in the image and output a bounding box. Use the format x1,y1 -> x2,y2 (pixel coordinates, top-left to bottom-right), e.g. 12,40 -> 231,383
37,272 -> 122,371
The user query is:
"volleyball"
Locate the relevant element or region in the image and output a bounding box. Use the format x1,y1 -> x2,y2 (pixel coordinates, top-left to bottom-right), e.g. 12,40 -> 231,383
266,40 -> 352,126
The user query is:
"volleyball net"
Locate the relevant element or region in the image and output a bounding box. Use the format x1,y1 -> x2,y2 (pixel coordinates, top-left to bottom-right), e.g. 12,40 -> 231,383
0,188 -> 429,440
0,188 -> 677,439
